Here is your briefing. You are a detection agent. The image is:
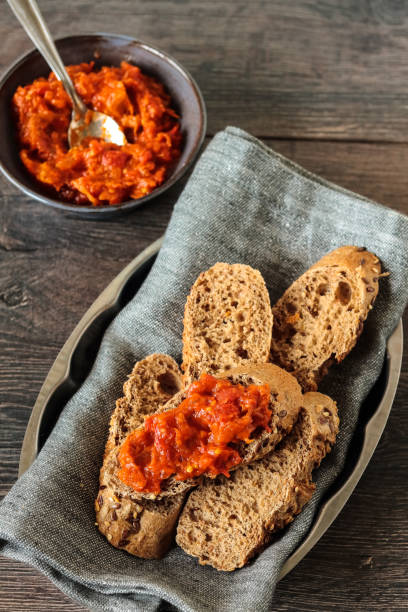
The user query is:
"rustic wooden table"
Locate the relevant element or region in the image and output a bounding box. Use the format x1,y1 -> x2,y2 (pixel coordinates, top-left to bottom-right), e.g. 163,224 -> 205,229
1,1 -> 407,610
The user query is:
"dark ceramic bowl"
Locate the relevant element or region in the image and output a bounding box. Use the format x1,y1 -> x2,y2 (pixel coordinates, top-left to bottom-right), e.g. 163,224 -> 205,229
0,33 -> 206,218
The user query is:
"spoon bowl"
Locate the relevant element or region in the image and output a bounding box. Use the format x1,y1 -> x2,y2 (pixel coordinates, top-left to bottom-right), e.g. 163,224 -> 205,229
68,109 -> 127,148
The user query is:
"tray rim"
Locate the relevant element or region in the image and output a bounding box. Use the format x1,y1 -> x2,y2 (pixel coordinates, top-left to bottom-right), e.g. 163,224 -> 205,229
18,238 -> 403,581
280,315 -> 402,578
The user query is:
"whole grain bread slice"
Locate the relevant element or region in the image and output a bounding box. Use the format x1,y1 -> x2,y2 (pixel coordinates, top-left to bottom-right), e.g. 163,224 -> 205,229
182,263 -> 273,386
104,354 -> 182,454
107,363 -> 304,500
270,246 -> 382,391
95,354 -> 185,559
176,391 -> 339,571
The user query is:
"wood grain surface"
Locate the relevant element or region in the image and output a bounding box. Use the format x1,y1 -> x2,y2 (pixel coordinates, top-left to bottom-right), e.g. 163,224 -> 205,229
0,0 -> 407,610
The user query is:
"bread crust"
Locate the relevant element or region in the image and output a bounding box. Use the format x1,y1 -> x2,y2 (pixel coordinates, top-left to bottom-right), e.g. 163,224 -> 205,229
270,246 -> 382,391
182,263 -> 273,386
95,354 -> 185,559
176,392 -> 339,571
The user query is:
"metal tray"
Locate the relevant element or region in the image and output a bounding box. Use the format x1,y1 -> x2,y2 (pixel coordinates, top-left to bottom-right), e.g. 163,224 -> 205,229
19,237 -> 403,580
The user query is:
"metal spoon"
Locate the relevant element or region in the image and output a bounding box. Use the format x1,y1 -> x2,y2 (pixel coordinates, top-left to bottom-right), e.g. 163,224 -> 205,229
7,0 -> 127,148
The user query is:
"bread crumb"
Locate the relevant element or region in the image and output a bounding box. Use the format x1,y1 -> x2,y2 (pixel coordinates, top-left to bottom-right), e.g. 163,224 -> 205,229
360,556 -> 373,568
286,312 -> 300,325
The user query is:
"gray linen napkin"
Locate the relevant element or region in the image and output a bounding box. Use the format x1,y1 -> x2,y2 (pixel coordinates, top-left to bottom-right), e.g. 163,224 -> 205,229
1,127 -> 408,612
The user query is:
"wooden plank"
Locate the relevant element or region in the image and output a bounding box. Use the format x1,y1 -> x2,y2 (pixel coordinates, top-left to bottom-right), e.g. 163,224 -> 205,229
0,557 -> 83,611
3,1 -> 408,141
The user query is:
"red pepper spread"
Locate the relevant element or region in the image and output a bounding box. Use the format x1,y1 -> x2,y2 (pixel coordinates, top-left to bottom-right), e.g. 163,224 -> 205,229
12,61 -> 182,206
117,373 -> 271,494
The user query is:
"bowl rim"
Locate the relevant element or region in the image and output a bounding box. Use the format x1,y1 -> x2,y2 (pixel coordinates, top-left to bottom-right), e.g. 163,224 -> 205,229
0,32 -> 207,215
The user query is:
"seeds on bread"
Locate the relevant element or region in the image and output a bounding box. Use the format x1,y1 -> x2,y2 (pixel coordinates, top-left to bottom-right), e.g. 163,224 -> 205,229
176,391 -> 339,571
270,246 -> 381,391
182,263 -> 273,386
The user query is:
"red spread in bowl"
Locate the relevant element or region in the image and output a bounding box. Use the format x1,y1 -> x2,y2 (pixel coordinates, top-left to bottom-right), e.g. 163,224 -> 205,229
12,62 -> 182,206
117,373 -> 271,494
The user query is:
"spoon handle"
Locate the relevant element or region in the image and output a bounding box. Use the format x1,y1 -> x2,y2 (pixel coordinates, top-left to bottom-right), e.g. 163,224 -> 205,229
6,0 -> 87,114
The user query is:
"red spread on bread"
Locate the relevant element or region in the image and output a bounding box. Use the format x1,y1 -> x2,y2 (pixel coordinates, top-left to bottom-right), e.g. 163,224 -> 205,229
117,373 -> 271,494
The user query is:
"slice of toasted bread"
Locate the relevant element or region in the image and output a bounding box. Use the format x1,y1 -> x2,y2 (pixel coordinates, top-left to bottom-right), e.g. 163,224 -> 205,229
270,246 -> 382,391
95,354 -> 185,559
176,392 -> 339,571
108,363 -> 303,500
182,263 -> 273,386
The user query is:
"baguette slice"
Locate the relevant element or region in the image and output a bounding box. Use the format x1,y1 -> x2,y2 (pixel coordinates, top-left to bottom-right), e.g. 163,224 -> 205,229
182,263 -> 273,386
176,391 -> 339,571
270,246 -> 381,391
107,363 -> 304,500
95,354 -> 185,559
